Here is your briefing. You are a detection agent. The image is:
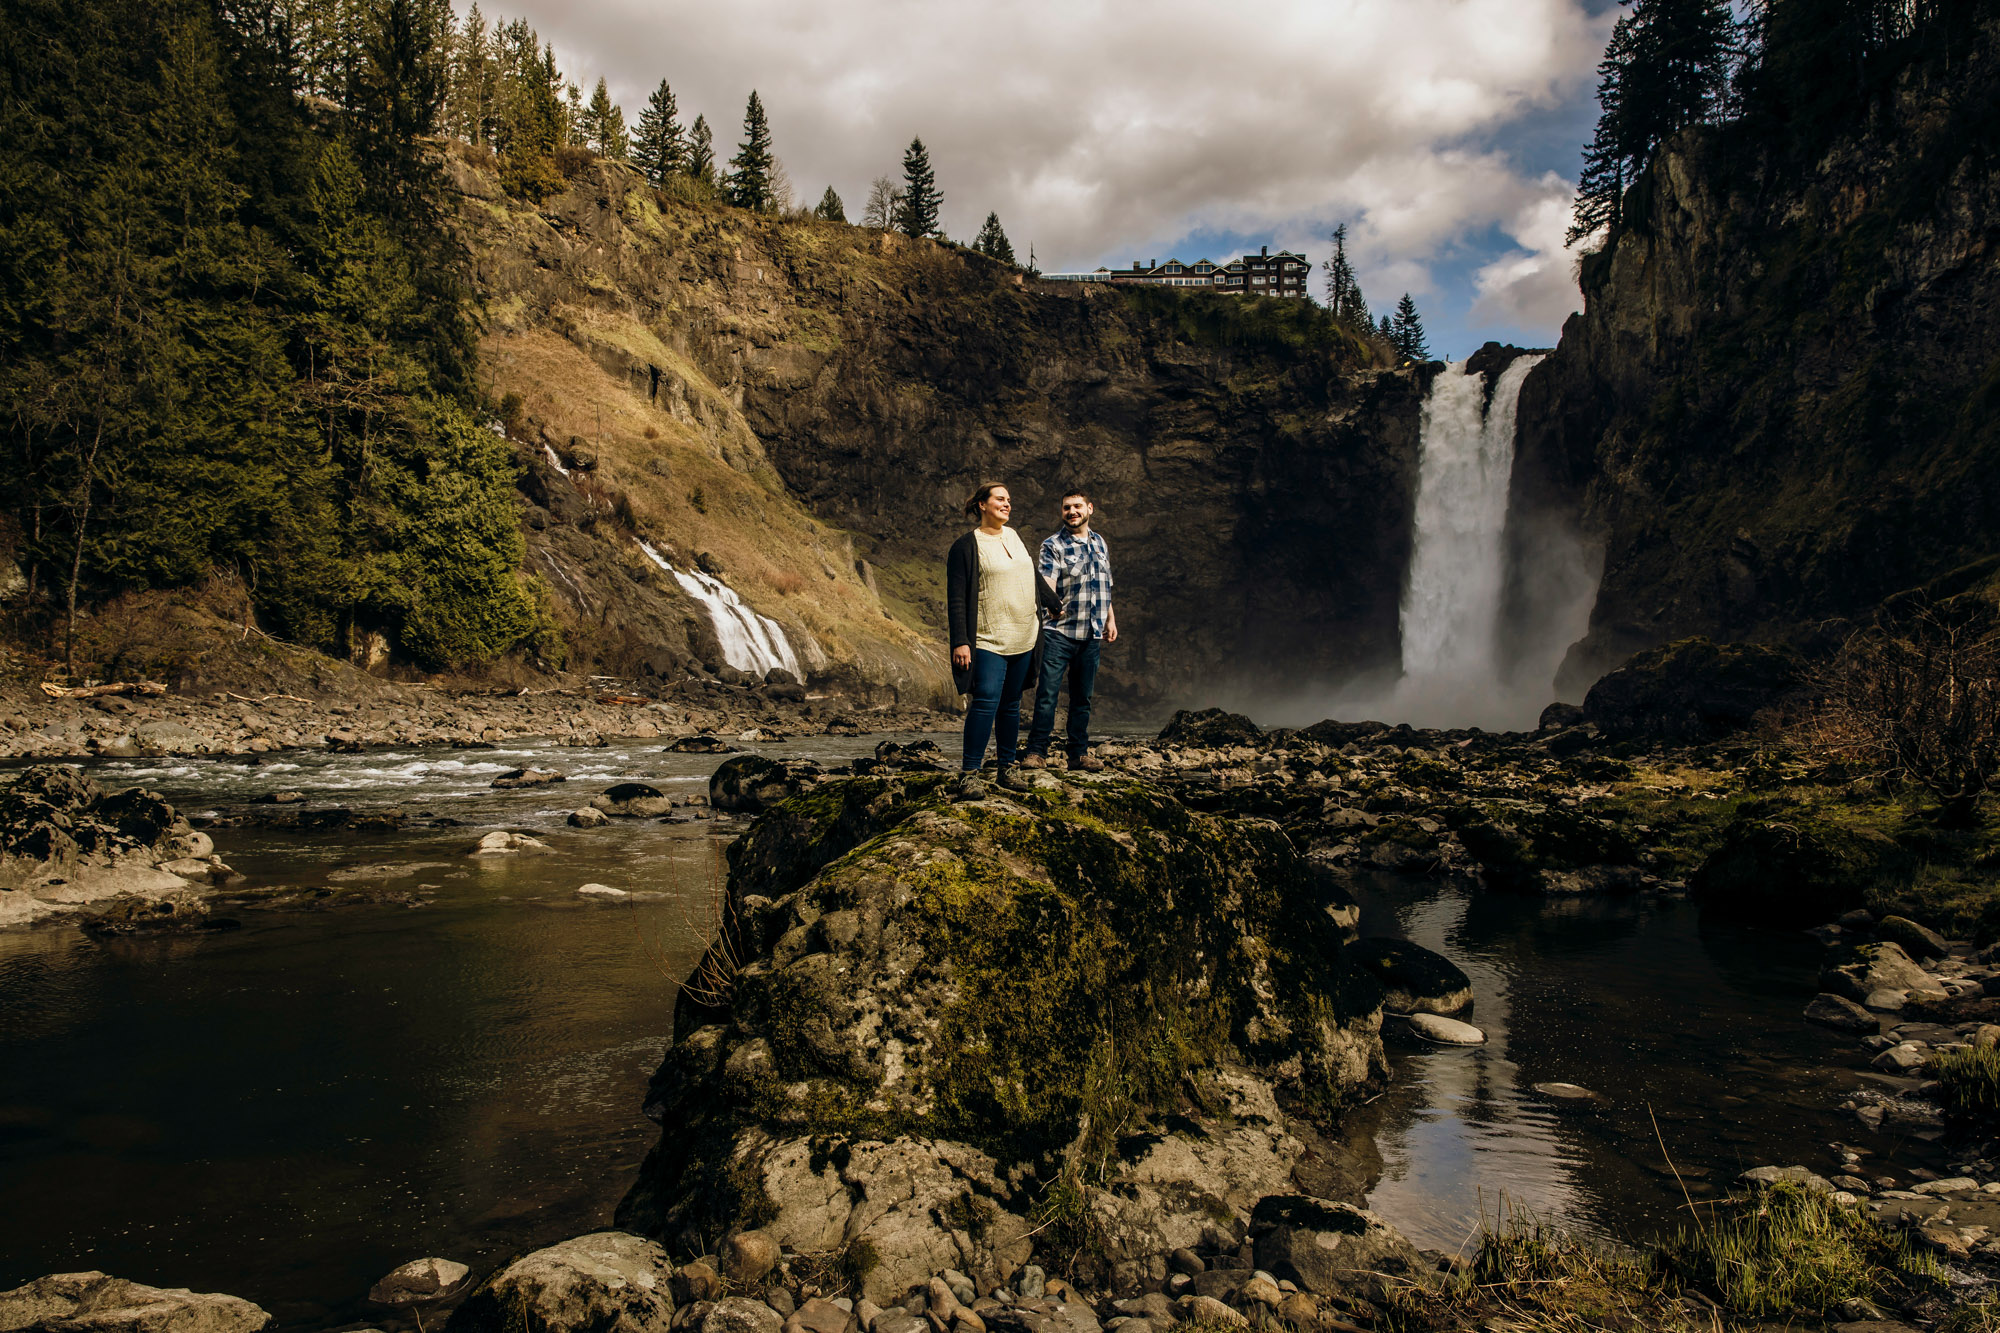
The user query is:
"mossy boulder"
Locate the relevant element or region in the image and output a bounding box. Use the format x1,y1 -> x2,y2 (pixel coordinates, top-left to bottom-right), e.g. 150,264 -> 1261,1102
1691,815 -> 1913,926
1583,638 -> 1803,743
1346,938 -> 1473,1015
620,773 -> 1386,1299
1157,708 -> 1263,748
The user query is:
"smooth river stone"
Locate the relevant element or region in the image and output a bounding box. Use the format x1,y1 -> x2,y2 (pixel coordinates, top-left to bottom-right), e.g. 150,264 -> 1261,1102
1404,1013 -> 1485,1045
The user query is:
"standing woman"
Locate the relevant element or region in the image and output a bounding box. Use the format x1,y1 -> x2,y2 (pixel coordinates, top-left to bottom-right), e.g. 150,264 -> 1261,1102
947,482 -> 1060,789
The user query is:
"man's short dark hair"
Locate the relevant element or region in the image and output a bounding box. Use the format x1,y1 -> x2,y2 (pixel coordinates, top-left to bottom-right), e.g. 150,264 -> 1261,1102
1061,487 -> 1093,504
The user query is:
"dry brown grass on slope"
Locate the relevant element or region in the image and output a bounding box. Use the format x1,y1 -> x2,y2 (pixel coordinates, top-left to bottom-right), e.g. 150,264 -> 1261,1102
484,328 -> 943,679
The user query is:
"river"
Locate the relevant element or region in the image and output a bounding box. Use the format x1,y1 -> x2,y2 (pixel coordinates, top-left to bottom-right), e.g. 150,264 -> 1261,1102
0,738 -> 1911,1325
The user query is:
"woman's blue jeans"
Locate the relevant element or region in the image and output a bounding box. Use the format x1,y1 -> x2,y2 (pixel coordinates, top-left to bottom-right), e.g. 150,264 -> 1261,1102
961,647 -> 1032,771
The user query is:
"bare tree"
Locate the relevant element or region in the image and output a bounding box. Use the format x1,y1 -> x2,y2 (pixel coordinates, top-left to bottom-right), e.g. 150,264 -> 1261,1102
862,175 -> 903,229
1804,596 -> 2000,825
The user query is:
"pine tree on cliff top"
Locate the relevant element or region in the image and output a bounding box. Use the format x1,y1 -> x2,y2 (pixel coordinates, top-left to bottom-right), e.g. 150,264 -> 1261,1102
687,114 -> 715,183
726,91 -> 775,212
1390,293 -> 1430,362
973,211 -> 1015,264
898,136 -> 941,237
631,79 -> 683,185
584,77 -> 626,159
1320,223 -> 1369,328
1569,0 -> 1737,244
815,186 -> 846,222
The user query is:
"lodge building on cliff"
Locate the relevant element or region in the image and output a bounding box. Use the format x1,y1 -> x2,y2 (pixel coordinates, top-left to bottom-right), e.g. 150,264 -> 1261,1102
1041,245 -> 1310,297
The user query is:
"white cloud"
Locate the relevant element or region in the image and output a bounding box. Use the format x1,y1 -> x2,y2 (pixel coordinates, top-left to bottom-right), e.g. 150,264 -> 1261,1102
1468,176 -> 1585,333
480,0 -> 1608,334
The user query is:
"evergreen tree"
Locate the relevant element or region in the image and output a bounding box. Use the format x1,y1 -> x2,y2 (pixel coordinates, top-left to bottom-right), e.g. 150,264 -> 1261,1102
584,77 -> 626,159
897,136 -> 941,237
491,25 -> 562,200
1379,314 -> 1394,340
862,175 -> 902,228
1389,294 -> 1430,361
562,81 -> 585,147
1569,0 -> 1738,243
1027,243 -> 1039,278
972,211 -> 1015,264
686,113 -> 715,183
815,186 -> 846,222
445,4 -> 498,145
1320,223 -> 1370,326
726,90 -> 775,212
631,79 -> 683,186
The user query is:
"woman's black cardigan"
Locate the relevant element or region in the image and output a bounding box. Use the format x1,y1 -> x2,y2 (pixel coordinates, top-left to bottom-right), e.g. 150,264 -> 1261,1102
946,530 -> 1064,696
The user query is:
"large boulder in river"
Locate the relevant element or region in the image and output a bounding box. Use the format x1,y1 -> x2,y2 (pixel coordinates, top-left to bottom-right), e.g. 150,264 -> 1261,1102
1157,708 -> 1262,748
709,756 -> 815,815
1582,638 -> 1803,743
0,1271 -> 270,1333
1345,938 -> 1472,1015
0,766 -> 212,927
591,783 -> 675,819
447,1232 -> 675,1333
618,772 -> 1386,1300
1691,815 -> 1910,926
1819,941 -> 1935,1003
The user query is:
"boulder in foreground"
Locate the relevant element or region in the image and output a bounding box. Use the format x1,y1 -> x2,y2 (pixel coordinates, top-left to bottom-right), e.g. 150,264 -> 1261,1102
446,1232 -> 674,1333
619,771 -> 1388,1300
0,1272 -> 270,1333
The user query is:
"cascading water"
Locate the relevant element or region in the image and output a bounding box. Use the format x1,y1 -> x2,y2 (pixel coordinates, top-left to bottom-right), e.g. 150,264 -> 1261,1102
637,540 -> 802,679
1391,355 -> 1554,729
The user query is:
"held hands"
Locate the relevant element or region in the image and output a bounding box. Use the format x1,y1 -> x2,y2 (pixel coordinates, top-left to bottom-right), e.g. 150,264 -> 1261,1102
952,645 -> 971,669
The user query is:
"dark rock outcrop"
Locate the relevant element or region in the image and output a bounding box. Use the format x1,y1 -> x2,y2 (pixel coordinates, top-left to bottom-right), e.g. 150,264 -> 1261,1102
1508,23 -> 2000,685
1581,638 -> 1803,742
0,766 -> 224,927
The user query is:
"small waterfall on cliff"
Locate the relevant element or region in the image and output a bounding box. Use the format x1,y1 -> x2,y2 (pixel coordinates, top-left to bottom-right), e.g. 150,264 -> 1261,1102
1391,355 -> 1550,728
637,540 -> 802,679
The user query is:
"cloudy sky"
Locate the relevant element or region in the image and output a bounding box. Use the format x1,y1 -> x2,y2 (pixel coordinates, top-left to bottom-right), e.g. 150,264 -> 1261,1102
483,0 -> 1616,360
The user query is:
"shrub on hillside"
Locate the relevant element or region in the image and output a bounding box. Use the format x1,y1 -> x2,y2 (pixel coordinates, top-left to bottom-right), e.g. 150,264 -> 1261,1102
1804,596 -> 2000,826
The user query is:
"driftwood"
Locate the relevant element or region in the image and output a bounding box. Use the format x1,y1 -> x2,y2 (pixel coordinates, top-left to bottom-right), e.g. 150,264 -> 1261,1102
39,680 -> 167,699
222,691 -> 314,706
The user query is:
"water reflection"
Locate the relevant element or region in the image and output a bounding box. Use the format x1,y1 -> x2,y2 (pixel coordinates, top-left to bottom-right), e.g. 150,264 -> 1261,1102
1343,875 -> 1880,1252
0,733 -> 920,1329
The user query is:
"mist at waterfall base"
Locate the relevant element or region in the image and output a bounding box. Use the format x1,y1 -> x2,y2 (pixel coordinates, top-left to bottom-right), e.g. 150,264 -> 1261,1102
1260,356 -> 1602,733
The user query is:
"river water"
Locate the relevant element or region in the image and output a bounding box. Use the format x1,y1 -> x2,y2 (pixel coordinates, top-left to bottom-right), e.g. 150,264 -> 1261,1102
0,739 -> 1910,1324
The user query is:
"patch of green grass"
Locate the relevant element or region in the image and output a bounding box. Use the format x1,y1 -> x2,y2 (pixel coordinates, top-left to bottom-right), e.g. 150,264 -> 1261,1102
1660,1184 -> 1939,1319
1931,1044 -> 2000,1121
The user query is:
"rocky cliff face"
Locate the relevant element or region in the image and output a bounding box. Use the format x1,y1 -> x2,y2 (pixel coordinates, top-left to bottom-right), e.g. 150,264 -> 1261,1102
456,155 -> 1426,710
1511,22 -> 2000,687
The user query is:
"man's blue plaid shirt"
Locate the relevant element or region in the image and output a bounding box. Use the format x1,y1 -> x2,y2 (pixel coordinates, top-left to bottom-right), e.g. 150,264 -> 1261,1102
1039,529 -> 1114,641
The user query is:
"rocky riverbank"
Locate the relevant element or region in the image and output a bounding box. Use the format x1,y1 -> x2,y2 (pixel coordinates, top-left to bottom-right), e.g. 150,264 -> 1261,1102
0,677 -> 955,762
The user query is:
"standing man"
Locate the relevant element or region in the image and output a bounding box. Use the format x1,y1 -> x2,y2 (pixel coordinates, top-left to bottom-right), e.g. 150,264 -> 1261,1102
1022,488 -> 1117,772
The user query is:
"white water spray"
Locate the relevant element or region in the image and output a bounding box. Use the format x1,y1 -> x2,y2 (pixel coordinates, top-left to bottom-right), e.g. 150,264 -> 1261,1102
637,540 -> 802,679
1391,356 -> 1547,728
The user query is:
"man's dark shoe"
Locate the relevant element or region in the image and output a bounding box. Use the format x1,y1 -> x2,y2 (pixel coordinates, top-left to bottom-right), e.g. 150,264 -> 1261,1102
1018,752 -> 1048,770
1071,753 -> 1106,772
997,765 -> 1037,792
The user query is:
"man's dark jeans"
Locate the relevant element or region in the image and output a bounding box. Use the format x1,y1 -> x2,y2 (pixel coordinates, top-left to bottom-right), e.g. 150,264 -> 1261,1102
1027,630 -> 1101,760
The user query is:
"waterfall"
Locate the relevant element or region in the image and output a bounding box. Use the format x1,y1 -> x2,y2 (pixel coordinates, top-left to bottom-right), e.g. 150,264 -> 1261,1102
637,540 -> 802,679
1391,355 -> 1548,728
